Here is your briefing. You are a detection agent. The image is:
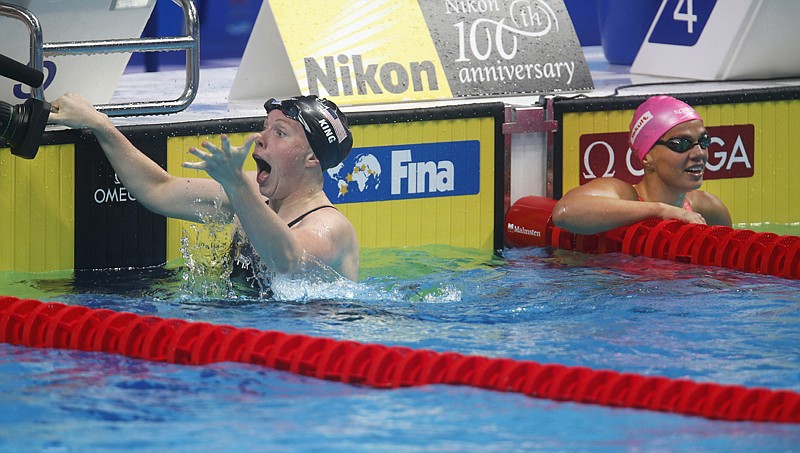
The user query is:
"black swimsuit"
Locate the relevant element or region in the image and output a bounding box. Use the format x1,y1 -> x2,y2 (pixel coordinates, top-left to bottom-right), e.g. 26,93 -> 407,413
287,205 -> 337,228
228,205 -> 339,296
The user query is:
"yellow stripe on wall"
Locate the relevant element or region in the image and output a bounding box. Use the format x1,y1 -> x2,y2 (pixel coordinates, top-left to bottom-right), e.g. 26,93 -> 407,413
338,117 -> 496,253
0,144 -> 75,272
561,99 -> 800,225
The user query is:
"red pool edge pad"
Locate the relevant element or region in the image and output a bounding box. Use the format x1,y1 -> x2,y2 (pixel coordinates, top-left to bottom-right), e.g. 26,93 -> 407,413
505,196 -> 800,279
2,296 -> 798,424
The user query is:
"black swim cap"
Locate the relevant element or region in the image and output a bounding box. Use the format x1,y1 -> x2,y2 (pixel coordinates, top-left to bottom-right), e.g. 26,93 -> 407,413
264,95 -> 353,171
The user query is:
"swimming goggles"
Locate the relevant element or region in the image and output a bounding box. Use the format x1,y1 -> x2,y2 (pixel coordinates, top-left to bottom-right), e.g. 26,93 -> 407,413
655,133 -> 711,153
264,98 -> 300,120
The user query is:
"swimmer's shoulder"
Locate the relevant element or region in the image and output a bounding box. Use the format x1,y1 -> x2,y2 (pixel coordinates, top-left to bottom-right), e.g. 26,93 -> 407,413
570,177 -> 639,200
291,208 -> 359,280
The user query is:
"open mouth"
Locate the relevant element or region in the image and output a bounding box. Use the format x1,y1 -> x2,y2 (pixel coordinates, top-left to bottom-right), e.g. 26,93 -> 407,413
685,164 -> 704,176
253,155 -> 272,183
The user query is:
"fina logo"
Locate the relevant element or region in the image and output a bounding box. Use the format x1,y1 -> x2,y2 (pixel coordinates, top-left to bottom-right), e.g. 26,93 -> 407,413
326,150 -> 456,199
323,141 -> 479,203
327,153 -> 382,198
391,149 -> 454,195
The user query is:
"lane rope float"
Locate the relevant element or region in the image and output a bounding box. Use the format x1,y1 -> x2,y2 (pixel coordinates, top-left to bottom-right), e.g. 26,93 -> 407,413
2,296 -> 798,423
505,196 -> 800,279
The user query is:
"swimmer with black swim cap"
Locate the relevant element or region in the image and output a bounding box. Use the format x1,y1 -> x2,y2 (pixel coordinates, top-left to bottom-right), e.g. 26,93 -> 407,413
264,96 -> 353,171
50,93 -> 360,282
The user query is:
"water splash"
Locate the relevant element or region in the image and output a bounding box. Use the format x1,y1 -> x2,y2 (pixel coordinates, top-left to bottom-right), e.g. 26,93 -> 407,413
179,197 -> 235,300
270,255 -> 358,302
177,196 -> 358,302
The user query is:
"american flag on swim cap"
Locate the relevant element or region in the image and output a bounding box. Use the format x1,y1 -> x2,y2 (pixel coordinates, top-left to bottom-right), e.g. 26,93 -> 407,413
321,105 -> 348,144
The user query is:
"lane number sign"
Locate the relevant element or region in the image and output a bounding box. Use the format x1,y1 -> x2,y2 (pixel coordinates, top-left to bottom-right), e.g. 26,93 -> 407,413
648,0 -> 718,46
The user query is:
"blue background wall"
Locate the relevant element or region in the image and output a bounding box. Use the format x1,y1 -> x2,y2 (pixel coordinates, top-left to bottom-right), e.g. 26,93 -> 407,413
128,0 -> 262,70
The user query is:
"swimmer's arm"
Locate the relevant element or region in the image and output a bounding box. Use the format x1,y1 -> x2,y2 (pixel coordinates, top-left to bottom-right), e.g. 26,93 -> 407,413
95,121 -> 241,222
50,93 -> 236,223
552,178 -> 678,234
689,191 -> 733,227
220,180 -> 305,275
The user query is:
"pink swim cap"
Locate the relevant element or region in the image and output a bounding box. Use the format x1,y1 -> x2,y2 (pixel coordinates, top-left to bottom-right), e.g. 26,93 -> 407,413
629,96 -> 702,161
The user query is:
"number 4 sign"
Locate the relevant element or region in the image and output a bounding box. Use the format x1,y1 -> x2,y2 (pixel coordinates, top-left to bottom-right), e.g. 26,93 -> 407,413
631,0 -> 800,80
648,0 -> 717,46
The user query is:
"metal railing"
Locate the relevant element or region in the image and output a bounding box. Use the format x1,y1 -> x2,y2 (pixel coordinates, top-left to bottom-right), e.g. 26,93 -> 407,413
0,0 -> 199,116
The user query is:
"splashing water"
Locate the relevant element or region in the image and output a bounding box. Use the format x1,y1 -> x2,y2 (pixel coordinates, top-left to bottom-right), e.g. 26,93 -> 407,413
180,222 -> 234,299
270,255 -> 364,302
179,197 -> 238,300
178,197 -> 364,302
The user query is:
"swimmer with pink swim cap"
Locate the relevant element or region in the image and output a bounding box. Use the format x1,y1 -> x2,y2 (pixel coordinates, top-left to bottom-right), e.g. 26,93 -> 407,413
552,95 -> 732,235
629,95 -> 704,162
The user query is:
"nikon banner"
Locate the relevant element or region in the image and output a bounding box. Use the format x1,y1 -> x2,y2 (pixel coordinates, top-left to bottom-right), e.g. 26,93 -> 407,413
230,0 -> 593,105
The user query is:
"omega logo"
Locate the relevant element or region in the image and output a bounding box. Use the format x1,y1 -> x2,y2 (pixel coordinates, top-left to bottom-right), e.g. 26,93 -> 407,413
578,125 -> 755,185
582,141 -> 643,180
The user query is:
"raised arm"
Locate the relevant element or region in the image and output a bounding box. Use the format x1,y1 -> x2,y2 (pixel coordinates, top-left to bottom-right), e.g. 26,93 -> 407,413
185,136 -> 301,274
49,93 -> 236,223
184,135 -> 358,278
551,178 -> 705,235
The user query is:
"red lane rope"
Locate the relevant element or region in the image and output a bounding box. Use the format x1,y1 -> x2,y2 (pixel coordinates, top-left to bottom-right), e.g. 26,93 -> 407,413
2,296 -> 798,423
504,196 -> 800,279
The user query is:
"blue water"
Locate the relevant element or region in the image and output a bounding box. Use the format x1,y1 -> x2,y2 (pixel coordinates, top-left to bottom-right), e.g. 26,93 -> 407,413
1,244 -> 799,452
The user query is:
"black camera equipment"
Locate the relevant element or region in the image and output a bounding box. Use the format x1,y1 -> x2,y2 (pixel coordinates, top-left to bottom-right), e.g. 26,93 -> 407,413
0,53 -> 50,159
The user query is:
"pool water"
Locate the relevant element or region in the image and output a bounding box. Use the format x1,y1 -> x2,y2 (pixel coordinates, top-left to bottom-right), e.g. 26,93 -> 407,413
1,237 -> 799,451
